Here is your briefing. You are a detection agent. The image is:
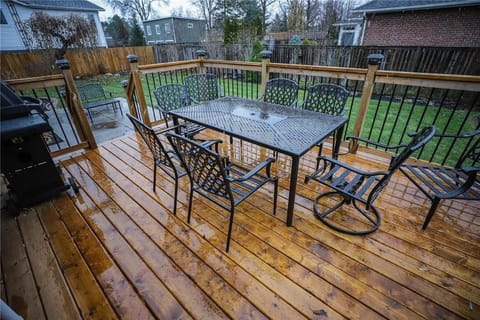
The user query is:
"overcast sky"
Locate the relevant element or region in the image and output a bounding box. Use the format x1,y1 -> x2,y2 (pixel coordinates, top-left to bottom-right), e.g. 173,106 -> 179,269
89,0 -> 199,21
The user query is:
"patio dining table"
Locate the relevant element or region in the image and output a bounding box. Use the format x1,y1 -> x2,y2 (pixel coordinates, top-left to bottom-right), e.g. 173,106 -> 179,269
169,96 -> 347,226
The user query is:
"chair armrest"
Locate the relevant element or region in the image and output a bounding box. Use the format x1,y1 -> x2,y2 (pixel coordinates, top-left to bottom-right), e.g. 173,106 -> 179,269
317,156 -> 390,177
228,158 -> 275,182
435,128 -> 480,139
154,124 -> 186,135
346,136 -> 407,152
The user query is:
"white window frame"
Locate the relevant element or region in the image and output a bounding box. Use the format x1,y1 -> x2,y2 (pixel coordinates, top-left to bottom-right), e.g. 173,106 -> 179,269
164,23 -> 171,34
155,24 -> 161,34
187,23 -> 193,29
146,25 -> 152,35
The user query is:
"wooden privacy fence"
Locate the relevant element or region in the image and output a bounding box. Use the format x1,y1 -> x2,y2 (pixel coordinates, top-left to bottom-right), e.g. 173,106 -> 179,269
2,44 -> 479,80
1,46 -> 156,79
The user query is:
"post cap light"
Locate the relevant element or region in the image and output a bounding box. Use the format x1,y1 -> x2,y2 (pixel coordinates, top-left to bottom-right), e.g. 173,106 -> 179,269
367,53 -> 384,65
127,54 -> 138,63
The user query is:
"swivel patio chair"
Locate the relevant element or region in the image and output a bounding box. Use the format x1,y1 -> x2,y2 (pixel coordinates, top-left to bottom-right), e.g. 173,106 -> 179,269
166,132 -> 279,252
399,129 -> 480,229
299,83 -> 350,168
127,114 -> 220,216
305,126 -> 436,235
183,73 -> 223,104
262,78 -> 299,107
153,83 -> 204,138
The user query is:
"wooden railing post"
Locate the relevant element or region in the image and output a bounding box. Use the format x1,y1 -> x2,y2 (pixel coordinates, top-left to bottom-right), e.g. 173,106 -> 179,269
127,54 -> 151,127
349,53 -> 384,153
260,50 -> 272,100
196,49 -> 207,74
56,58 -> 97,149
121,79 -> 136,117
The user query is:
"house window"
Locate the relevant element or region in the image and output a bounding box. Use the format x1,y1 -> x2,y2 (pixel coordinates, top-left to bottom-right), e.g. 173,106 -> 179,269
164,23 -> 171,34
1,10 -> 8,24
155,24 -> 161,34
146,25 -> 152,35
187,23 -> 193,29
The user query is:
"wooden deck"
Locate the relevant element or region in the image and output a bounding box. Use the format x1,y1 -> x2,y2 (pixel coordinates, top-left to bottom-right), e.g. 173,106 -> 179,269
1,129 -> 479,320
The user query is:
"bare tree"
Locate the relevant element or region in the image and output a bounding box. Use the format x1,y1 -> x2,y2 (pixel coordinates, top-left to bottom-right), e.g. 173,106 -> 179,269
103,0 -> 168,21
192,0 -> 217,30
23,12 -> 98,59
257,0 -> 276,34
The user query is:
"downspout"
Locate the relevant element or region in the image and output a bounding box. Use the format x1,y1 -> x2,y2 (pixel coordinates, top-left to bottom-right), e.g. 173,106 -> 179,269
360,12 -> 367,45
171,18 -> 177,43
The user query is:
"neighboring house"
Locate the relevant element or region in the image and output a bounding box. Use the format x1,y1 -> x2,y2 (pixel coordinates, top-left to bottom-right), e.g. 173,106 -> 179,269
143,17 -> 206,44
333,14 -> 363,45
352,0 -> 480,46
0,0 -> 107,52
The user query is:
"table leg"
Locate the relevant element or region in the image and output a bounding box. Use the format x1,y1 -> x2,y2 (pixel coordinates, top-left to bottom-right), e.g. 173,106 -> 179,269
333,123 -> 345,159
286,155 -> 300,227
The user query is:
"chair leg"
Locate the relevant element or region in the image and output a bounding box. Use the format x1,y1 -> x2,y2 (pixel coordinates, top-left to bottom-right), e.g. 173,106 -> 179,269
272,178 -> 278,216
187,185 -> 194,224
173,179 -> 179,216
316,144 -> 324,170
422,198 -> 440,230
153,163 -> 157,192
225,208 -> 235,252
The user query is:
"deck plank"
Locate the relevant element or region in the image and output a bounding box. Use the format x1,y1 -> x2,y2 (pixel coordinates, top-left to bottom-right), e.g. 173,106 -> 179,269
37,202 -> 119,320
51,194 -> 156,320
83,144 -> 310,319
2,131 -> 478,320
17,210 -> 81,320
1,213 -> 46,320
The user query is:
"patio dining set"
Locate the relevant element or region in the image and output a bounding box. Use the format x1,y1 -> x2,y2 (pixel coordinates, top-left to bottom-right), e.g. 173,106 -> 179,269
128,73 -> 480,252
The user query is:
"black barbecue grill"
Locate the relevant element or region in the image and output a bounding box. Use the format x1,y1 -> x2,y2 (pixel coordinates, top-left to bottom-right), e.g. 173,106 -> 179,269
1,81 -> 77,208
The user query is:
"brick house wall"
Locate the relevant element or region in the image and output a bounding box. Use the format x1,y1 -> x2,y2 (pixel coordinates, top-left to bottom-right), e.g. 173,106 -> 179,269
362,7 -> 480,47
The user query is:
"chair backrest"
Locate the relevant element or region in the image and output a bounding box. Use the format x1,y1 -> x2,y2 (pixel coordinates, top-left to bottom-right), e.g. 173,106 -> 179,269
77,83 -> 106,102
126,114 -> 176,170
153,83 -> 191,114
264,78 -> 299,107
455,131 -> 480,168
367,126 -> 436,204
167,132 -> 231,199
302,83 -> 349,115
184,73 -> 220,103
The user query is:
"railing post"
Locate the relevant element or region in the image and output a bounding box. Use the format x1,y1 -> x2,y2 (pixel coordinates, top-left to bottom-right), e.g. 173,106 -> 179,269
56,58 -> 97,149
196,49 -> 207,74
121,79 -> 137,117
349,53 -> 384,153
127,54 -> 151,127
260,50 -> 272,100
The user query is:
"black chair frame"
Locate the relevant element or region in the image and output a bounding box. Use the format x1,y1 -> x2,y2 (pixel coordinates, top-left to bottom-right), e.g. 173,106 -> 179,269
153,83 -> 204,138
167,132 -> 279,252
183,73 -> 223,104
299,83 -> 350,168
399,129 -> 480,229
262,78 -> 299,107
305,126 -> 436,235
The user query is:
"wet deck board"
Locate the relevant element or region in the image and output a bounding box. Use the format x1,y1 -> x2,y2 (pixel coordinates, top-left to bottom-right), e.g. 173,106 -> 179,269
1,131 -> 479,319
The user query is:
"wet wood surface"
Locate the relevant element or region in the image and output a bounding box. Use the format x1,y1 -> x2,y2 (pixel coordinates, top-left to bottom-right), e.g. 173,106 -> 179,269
1,129 -> 479,319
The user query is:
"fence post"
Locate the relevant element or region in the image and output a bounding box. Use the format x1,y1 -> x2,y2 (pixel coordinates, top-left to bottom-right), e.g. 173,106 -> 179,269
127,54 -> 151,127
260,50 -> 272,100
196,49 -> 207,74
56,58 -> 97,149
349,53 -> 384,153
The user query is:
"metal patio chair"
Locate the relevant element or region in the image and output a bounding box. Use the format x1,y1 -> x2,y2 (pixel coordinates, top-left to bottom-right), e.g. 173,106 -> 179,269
299,83 -> 350,168
127,114 -> 220,216
153,83 -> 204,138
167,132 -> 279,252
399,129 -> 480,229
305,126 -> 436,235
262,78 -> 299,107
183,73 -> 222,104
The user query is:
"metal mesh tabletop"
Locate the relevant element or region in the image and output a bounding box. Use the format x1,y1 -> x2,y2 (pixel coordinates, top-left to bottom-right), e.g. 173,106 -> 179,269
170,97 -> 347,156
